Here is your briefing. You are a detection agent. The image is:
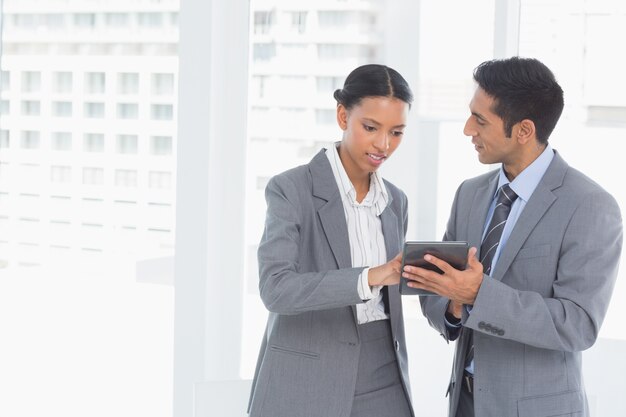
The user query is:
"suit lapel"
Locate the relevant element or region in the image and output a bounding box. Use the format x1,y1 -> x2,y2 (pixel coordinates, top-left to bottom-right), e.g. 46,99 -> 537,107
469,173 -> 499,251
491,152 -> 568,281
310,150 -> 352,269
380,202 -> 401,334
381,204 -> 400,260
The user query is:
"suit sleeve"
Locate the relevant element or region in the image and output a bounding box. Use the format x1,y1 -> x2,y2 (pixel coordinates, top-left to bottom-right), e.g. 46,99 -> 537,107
466,190 -> 623,351
257,174 -> 365,315
419,182 -> 465,342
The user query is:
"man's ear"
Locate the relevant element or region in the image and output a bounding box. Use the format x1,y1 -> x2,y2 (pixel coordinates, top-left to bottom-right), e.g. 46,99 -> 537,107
336,104 -> 348,130
515,119 -> 536,145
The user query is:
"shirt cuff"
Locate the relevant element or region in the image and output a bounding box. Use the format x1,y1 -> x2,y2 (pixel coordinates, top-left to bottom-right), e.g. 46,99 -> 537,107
357,267 -> 381,300
444,301 -> 462,328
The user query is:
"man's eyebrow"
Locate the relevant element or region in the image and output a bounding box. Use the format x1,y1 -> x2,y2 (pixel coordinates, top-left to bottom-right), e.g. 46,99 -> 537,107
472,112 -> 488,123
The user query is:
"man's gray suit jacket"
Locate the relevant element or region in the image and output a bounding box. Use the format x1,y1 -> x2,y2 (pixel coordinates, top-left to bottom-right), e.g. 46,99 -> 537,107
248,149 -> 413,417
421,151 -> 623,417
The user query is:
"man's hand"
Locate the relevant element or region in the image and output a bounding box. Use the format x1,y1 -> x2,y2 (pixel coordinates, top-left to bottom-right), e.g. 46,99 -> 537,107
402,247 -> 484,304
368,252 -> 403,286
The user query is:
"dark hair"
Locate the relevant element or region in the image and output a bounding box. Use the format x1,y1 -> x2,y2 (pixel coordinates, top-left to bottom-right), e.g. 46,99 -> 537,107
473,57 -> 564,143
333,64 -> 413,110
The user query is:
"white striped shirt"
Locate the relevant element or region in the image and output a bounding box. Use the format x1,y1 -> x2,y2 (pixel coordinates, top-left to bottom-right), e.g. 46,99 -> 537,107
326,142 -> 389,324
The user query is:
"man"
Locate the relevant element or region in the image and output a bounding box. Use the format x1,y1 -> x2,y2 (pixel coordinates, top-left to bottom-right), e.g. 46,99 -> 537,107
403,57 -> 623,417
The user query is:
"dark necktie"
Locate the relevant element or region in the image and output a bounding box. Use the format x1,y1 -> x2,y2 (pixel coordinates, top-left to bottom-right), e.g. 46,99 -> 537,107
466,183 -> 518,367
480,183 -> 519,275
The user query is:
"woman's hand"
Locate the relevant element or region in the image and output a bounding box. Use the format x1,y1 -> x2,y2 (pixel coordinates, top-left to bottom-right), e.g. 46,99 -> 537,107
367,252 -> 403,286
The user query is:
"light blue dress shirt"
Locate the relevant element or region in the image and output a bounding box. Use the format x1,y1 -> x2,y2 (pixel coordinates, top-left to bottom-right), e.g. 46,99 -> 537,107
447,145 -> 555,374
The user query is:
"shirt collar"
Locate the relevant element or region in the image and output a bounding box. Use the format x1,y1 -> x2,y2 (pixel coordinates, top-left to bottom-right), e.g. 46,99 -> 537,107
496,144 -> 555,202
326,141 -> 389,215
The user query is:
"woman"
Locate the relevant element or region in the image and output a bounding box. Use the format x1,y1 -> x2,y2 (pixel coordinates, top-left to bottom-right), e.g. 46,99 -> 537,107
247,64 -> 414,417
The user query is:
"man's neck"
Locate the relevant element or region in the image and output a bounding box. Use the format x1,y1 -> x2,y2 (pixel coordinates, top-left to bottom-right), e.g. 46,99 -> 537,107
503,142 -> 547,181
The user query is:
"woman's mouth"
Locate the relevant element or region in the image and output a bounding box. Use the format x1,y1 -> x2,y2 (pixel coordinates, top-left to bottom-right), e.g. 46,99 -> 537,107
367,153 -> 387,166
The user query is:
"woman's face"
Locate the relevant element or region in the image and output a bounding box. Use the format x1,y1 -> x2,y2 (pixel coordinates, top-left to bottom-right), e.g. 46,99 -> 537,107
337,96 -> 409,179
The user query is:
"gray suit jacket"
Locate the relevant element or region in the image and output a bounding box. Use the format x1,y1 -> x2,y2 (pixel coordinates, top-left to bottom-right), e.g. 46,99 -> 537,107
421,151 -> 623,417
248,149 -> 413,417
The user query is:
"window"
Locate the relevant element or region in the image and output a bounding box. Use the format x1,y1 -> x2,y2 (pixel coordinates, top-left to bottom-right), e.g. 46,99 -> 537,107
84,72 -> 105,94
84,102 -> 105,118
50,165 -> 72,183
83,133 -> 105,152
151,73 -> 174,95
53,72 -> 73,93
253,43 -> 276,61
290,11 -> 307,34
1,71 -> 10,91
0,131 -> 9,148
1,100 -> 9,115
149,171 -> 172,189
74,13 -> 96,29
106,13 -> 128,27
251,75 -> 267,99
151,104 -> 173,120
21,100 -> 41,116
51,132 -> 72,151
116,134 -> 138,154
118,73 -> 139,94
82,167 -> 104,185
117,103 -> 139,119
253,11 -> 275,34
138,12 -> 163,27
20,131 -> 40,149
45,13 -> 65,29
21,71 -> 41,93
150,135 -> 172,155
169,12 -> 179,27
52,101 -> 73,117
318,11 -> 349,29
115,169 -> 138,187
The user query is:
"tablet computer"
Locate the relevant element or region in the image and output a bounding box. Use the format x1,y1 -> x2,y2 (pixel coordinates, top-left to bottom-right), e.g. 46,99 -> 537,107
399,241 -> 469,296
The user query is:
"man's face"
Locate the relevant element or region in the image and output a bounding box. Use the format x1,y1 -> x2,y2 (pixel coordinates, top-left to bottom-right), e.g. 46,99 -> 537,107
463,87 -> 519,166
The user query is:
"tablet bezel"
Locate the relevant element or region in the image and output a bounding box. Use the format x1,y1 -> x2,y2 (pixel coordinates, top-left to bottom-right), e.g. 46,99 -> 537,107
399,241 -> 469,296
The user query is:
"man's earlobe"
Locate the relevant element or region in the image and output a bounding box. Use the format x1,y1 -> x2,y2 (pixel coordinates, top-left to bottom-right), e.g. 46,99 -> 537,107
517,119 -> 536,144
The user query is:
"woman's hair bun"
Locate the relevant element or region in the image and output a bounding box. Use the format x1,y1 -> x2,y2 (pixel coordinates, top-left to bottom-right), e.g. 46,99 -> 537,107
333,88 -> 344,105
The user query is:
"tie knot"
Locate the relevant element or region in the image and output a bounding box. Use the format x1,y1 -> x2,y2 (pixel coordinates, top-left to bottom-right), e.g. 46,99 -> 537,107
497,184 -> 518,207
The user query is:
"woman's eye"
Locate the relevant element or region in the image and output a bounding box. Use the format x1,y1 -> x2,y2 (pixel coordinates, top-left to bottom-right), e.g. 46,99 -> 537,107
392,131 -> 404,137
363,124 -> 376,132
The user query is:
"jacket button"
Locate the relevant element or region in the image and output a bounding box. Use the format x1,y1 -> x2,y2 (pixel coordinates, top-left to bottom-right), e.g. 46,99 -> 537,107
394,340 -> 400,351
478,321 -> 486,329
498,329 -> 505,336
